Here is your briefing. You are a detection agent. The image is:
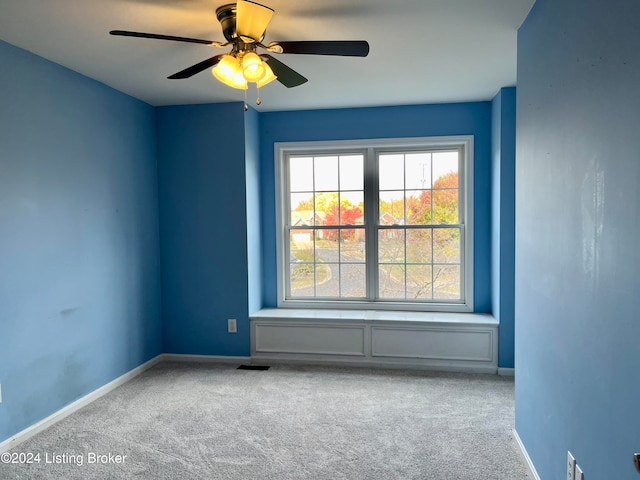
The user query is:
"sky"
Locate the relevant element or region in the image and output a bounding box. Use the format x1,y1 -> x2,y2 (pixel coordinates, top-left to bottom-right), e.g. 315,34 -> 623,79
289,150 -> 459,210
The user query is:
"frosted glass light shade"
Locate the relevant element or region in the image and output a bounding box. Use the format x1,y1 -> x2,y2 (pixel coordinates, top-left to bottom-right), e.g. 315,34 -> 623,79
212,55 -> 248,90
256,62 -> 277,87
242,52 -> 266,82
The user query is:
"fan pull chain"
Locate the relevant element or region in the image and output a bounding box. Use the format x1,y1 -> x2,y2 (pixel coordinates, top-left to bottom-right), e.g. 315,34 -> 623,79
256,86 -> 262,106
244,89 -> 248,111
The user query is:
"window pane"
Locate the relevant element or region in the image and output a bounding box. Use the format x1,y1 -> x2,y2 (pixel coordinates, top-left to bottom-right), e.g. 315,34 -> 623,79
315,192 -> 339,225
406,229 -> 432,264
405,190 -> 431,225
340,264 -> 366,298
379,264 -> 406,299
406,265 -> 433,300
378,229 -> 405,263
316,263 -> 339,297
290,193 -> 314,225
340,229 -> 365,262
433,228 -> 460,264
432,189 -> 458,224
379,191 -> 404,223
340,192 -> 364,225
433,265 -> 460,299
339,155 -> 364,190
290,232 -> 314,262
432,151 -> 458,186
405,153 -> 431,189
289,156 -> 313,192
316,230 -> 338,260
379,154 -> 404,190
314,156 -> 338,191
290,262 -> 315,297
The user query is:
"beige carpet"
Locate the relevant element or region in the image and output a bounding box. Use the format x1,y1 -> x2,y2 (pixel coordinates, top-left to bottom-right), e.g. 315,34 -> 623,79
0,362 -> 529,479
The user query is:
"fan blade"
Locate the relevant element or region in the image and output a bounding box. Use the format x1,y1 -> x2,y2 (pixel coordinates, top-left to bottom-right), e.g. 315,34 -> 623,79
270,40 -> 369,57
236,0 -> 274,42
168,55 -> 226,79
262,55 -> 307,88
110,30 -> 218,46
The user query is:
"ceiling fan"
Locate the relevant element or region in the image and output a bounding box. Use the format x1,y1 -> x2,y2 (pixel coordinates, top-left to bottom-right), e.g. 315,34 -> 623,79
110,0 -> 369,105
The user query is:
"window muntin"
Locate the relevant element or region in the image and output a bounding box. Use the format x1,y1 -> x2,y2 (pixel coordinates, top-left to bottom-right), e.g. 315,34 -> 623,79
277,137 -> 473,312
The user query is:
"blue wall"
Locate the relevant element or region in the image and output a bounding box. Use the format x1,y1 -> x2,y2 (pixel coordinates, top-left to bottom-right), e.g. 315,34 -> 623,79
491,88 -> 516,369
156,103 -> 251,356
259,103 -> 493,313
515,1 -> 640,478
0,40 -> 161,443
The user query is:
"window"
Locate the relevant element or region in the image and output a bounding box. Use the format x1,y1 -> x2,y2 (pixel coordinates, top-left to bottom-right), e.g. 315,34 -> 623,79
275,136 -> 474,312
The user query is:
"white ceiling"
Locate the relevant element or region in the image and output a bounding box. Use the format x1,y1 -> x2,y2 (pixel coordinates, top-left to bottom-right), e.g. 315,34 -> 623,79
0,0 -> 535,112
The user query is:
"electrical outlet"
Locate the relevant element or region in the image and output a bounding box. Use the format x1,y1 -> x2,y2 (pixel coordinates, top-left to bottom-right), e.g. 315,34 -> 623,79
575,464 -> 583,480
227,318 -> 237,333
567,451 -> 576,480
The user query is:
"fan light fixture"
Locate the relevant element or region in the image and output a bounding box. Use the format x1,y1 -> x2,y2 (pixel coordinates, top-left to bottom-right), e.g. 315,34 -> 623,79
110,0 -> 370,109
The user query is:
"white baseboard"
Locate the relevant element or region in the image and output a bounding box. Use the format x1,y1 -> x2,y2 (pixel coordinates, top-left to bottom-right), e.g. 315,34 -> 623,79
498,367 -> 515,377
0,355 -> 162,454
161,354 -> 251,363
513,428 -> 541,480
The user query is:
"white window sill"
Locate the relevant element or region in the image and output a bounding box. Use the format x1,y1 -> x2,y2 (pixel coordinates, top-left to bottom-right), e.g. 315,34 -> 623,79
250,308 -> 497,327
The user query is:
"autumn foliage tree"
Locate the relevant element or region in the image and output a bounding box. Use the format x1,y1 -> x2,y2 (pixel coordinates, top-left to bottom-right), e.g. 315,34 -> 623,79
407,172 -> 458,225
324,203 -> 363,240
293,192 -> 364,241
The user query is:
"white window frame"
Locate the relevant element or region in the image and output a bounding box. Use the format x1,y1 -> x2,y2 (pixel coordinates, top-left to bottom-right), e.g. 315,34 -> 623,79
274,136 -> 474,313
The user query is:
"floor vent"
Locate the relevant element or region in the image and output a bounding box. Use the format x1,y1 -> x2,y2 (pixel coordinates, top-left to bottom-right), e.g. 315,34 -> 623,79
237,365 -> 270,371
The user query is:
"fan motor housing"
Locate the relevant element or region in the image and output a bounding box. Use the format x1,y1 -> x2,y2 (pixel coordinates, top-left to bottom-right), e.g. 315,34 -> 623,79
216,3 -> 268,43
216,4 -> 238,42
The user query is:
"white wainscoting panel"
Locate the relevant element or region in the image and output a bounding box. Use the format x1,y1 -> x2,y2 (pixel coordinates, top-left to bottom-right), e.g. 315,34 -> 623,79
372,327 -> 494,361
251,309 -> 498,373
254,323 -> 366,356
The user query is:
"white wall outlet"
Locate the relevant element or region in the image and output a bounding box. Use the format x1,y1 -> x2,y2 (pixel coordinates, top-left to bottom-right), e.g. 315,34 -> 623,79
567,451 -> 576,480
228,318 -> 237,333
574,463 -> 583,480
